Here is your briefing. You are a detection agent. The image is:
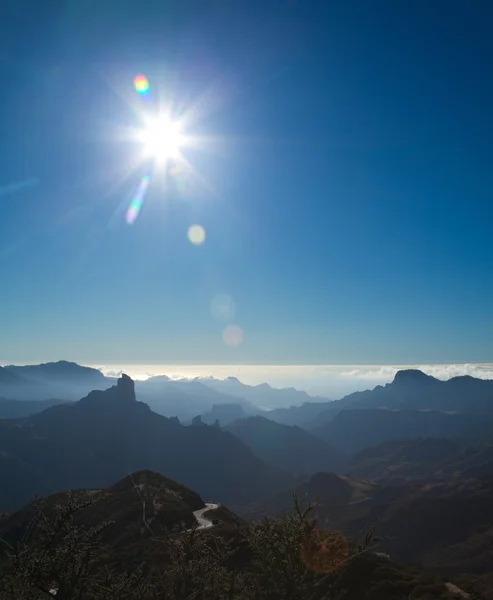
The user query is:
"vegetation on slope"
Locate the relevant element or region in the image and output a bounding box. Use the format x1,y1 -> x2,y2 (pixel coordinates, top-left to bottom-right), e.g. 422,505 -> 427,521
0,471 -> 467,600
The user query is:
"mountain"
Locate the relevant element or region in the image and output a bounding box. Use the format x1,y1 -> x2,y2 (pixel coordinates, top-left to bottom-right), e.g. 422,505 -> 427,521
369,475 -> 493,575
225,416 -> 346,475
220,368 -> 493,430
249,471 -> 405,534
0,367 -> 24,386
201,403 -> 248,425
251,469 -> 493,587
0,470 -> 465,600
311,407 -> 493,454
0,397 -> 67,419
0,375 -> 293,511
4,361 -> 107,386
0,361 -> 112,401
0,361 -> 260,421
136,377 -> 258,421
312,369 -> 493,427
348,436 -> 493,485
262,401 -> 334,427
347,437 -> 465,484
199,376 -> 329,410
0,470 -> 205,550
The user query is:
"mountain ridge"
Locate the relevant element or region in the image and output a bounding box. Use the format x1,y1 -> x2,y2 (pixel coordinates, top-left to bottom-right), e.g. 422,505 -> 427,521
0,375 -> 293,511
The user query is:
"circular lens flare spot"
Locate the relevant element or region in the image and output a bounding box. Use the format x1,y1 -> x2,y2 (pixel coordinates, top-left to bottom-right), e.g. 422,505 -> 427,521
222,325 -> 243,346
211,294 -> 236,322
300,530 -> 349,574
134,74 -> 150,94
188,225 -> 206,245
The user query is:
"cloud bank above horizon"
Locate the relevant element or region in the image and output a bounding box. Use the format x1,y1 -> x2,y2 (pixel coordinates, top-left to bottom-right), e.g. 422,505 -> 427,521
91,363 -> 493,399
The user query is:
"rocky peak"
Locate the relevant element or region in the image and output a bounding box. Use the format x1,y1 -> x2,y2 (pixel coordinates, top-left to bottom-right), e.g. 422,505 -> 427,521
117,374 -> 136,402
393,369 -> 438,386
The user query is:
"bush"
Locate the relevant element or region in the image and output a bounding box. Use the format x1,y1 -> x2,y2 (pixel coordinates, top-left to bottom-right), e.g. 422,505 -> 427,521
0,491 -> 457,600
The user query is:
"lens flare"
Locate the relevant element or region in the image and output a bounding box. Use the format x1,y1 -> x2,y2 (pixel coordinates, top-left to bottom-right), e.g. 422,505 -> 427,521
188,225 -> 206,245
222,325 -> 243,346
134,74 -> 150,95
211,294 -> 236,322
300,530 -> 349,574
126,174 -> 151,224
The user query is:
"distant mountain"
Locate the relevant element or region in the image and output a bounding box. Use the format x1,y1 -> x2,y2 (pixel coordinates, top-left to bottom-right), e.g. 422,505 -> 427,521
312,369 -> 493,427
5,361 -> 107,385
0,367 -> 24,386
220,368 -> 493,430
263,401 -> 333,427
199,376 -> 329,410
201,403 -> 248,425
0,362 -> 261,421
225,416 -> 346,475
311,407 -> 493,454
138,377 -> 257,421
0,361 -> 112,401
348,436 -> 493,485
0,375 -> 293,511
0,397 -> 68,419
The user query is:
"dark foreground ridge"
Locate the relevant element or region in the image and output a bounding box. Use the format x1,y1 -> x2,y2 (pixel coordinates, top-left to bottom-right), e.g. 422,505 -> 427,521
0,470 -> 471,600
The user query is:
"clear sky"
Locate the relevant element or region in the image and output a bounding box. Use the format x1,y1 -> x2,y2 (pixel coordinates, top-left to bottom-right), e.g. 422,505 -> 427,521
2,0 -> 493,365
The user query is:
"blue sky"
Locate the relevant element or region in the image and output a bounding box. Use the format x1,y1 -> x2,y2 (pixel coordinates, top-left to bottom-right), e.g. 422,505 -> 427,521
2,0 -> 493,365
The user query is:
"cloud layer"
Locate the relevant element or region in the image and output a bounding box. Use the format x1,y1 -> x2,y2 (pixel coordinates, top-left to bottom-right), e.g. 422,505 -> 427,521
92,363 -> 493,400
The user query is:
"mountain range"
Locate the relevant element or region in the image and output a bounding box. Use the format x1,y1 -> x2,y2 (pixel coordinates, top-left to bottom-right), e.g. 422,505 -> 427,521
0,361 -> 324,421
198,375 -> 329,409
4,362 -> 493,596
311,407 -> 493,454
0,374 -> 294,511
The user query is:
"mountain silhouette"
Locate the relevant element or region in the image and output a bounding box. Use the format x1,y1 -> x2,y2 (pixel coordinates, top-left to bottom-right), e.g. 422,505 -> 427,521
311,407 -> 493,454
0,361 -> 112,401
260,369 -> 493,431
199,375 -> 328,409
201,403 -> 248,425
0,397 -> 66,419
0,375 -> 293,511
0,367 -> 24,386
347,437 -> 465,484
225,416 -> 346,475
314,369 -> 493,423
348,436 -> 493,485
5,361 -> 107,384
0,470 -> 206,552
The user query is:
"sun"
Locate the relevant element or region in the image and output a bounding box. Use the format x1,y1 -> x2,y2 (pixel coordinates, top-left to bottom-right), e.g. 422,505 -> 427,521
138,116 -> 186,162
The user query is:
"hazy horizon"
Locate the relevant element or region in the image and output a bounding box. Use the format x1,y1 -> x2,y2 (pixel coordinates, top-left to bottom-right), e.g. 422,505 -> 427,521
88,362 -> 493,397
4,361 -> 493,399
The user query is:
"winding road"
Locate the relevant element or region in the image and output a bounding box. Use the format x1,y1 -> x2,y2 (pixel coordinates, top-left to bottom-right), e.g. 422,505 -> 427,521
192,503 -> 219,529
